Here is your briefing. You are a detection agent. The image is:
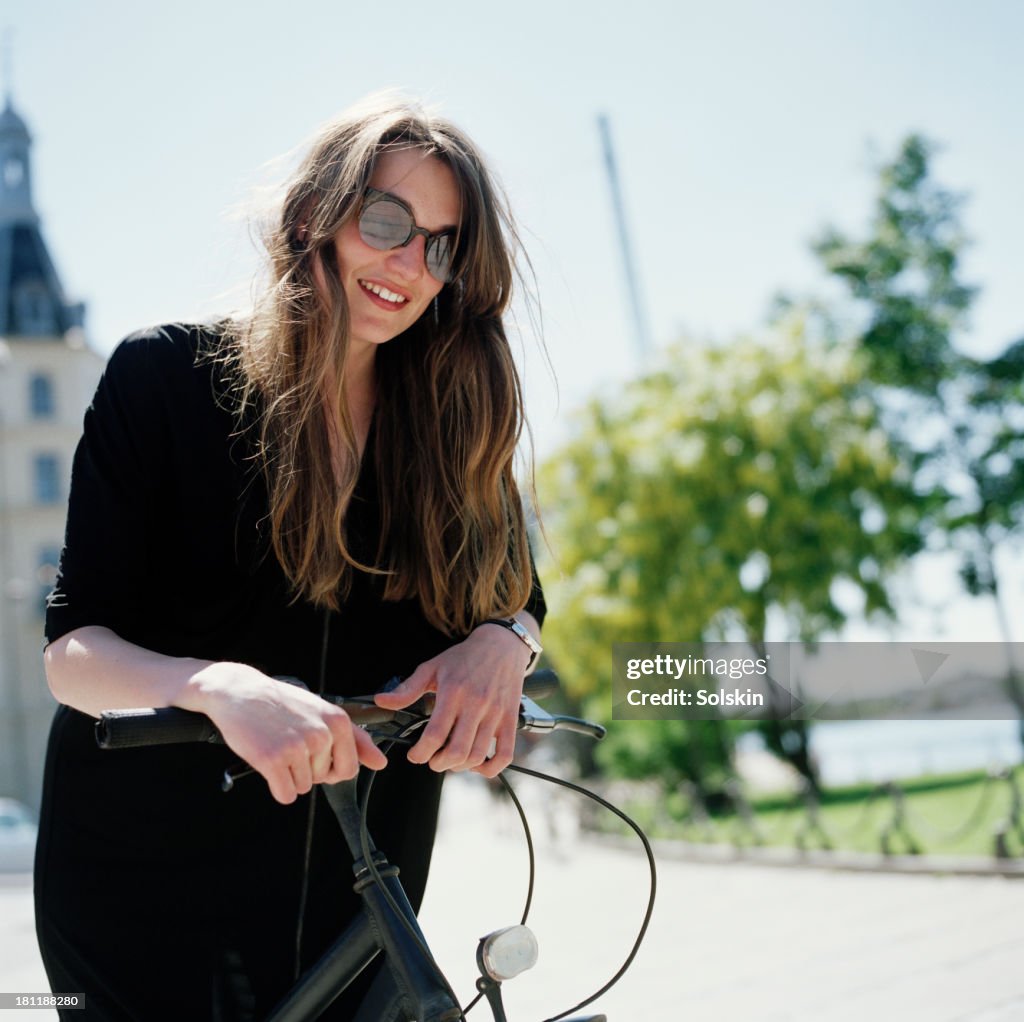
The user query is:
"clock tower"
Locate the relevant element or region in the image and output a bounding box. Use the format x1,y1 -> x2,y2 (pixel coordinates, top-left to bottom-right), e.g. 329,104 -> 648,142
0,99 -> 85,336
0,96 -> 101,811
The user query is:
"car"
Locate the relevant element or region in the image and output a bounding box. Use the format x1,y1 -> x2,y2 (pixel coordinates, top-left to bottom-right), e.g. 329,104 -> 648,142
0,798 -> 38,872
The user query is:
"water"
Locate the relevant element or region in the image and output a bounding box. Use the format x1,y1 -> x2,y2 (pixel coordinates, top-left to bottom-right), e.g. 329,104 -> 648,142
807,718 -> 1023,785
737,718 -> 1022,785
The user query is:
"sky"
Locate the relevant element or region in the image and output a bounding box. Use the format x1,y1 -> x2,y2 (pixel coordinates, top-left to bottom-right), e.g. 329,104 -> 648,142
5,0 -> 1023,638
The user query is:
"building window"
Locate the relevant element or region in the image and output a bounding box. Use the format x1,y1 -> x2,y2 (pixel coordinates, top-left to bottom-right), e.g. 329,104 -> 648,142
33,454 -> 61,504
30,373 -> 55,418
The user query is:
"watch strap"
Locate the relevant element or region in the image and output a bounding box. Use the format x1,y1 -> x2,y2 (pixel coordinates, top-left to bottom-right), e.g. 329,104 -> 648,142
481,617 -> 542,669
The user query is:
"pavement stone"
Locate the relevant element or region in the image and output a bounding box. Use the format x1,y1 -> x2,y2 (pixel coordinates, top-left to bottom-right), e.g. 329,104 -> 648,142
2,774 -> 1023,1021
419,774 -> 1024,1022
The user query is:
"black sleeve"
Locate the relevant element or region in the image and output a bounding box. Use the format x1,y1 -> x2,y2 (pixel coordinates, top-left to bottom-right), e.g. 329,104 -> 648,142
44,327 -> 200,645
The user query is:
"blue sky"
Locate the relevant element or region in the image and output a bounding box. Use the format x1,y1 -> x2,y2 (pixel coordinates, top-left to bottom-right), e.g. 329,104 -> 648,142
10,1 -> 1022,413
7,0 -> 1023,636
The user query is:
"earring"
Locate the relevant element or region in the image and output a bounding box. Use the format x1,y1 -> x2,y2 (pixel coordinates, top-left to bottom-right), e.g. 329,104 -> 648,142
432,295 -> 440,326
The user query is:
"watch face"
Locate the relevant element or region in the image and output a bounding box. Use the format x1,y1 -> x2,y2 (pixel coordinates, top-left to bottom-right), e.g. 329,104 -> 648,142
510,620 -> 543,654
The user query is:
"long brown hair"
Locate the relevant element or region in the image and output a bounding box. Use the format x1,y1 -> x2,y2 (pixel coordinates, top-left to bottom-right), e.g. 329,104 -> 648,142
227,95 -> 534,635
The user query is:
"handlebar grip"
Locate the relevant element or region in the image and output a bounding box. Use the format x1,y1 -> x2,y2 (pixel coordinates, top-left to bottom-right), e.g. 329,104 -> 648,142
522,668 -> 559,701
95,707 -> 223,749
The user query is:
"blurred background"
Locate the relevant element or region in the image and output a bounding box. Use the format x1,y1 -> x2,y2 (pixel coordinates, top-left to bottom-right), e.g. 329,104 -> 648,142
1,0 -> 1023,871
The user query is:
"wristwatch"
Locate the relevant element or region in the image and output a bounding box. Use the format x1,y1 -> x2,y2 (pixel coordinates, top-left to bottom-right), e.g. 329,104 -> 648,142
482,617 -> 543,670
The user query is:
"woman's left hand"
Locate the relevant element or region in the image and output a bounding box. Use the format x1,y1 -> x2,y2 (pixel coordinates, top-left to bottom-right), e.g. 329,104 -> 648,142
373,613 -> 539,777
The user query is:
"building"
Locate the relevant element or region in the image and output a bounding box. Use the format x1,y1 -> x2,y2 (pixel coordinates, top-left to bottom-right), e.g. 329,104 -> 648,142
0,97 -> 103,809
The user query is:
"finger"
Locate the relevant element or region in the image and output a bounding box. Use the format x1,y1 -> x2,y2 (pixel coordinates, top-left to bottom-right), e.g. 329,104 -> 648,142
323,730 -> 386,783
289,755 -> 314,796
323,743 -> 356,783
308,723 -> 338,783
374,665 -> 435,709
263,763 -> 299,805
310,749 -> 335,784
426,715 -> 486,773
406,705 -> 458,766
460,725 -> 501,772
353,726 -> 388,771
318,711 -> 387,782
474,726 -> 516,779
318,710 -> 354,782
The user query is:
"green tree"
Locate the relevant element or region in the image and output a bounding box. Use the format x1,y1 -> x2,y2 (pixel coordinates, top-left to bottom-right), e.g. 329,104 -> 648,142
811,135 -> 1024,727
813,135 -> 975,397
537,317 -> 920,796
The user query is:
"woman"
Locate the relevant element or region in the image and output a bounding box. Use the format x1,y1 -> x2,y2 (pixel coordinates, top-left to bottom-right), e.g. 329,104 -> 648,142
35,95 -> 545,1021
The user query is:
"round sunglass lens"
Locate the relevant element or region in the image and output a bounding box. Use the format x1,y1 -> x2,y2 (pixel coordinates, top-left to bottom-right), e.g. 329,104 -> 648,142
426,235 -> 453,282
359,198 -> 412,250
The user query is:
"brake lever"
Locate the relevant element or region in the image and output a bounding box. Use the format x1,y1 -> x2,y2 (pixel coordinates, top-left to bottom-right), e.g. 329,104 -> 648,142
518,695 -> 557,732
519,696 -> 607,741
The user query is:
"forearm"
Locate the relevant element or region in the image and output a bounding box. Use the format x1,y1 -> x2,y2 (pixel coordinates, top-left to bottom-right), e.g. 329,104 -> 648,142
43,625 -> 220,719
44,624 -> 386,803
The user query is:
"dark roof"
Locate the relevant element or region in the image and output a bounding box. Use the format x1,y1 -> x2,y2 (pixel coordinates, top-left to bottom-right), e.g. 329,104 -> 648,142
0,99 -> 84,338
0,102 -> 30,140
0,222 -> 83,335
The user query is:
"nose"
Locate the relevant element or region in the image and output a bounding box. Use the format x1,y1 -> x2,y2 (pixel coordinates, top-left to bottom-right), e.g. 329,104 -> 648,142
385,234 -> 427,281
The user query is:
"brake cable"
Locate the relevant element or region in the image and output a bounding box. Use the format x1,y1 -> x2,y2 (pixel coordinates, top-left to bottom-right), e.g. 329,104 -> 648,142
356,737 -> 656,1021
503,763 -> 658,1022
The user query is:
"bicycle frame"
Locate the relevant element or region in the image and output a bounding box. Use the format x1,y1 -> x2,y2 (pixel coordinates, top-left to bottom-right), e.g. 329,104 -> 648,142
266,774 -> 461,1022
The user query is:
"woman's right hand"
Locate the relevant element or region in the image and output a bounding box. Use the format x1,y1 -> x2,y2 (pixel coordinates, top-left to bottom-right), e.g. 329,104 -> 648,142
44,626 -> 386,805
194,663 -> 388,804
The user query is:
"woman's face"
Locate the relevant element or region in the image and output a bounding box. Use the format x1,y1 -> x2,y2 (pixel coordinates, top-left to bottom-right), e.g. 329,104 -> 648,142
331,148 -> 460,354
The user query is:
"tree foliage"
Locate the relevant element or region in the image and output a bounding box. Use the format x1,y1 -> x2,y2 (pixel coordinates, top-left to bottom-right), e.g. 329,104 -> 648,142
536,133 -> 1024,797
813,135 -> 976,396
810,133 -> 1024,723
537,318 -> 921,794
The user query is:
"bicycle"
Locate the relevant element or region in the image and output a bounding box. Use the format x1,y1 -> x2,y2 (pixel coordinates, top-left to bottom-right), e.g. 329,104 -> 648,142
95,670 -> 656,1022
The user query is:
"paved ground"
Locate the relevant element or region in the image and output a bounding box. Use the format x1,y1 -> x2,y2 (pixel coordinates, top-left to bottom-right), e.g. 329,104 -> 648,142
3,774 -> 1023,1021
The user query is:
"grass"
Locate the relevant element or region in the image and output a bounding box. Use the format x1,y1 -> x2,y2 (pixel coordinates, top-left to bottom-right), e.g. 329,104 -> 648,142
619,766 -> 1024,858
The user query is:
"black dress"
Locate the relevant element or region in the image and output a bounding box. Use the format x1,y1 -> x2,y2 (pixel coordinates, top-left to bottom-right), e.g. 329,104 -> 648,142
34,323 -> 545,1021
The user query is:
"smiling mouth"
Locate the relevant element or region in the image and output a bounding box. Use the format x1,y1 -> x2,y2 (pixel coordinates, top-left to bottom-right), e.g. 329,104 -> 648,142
359,280 -> 408,305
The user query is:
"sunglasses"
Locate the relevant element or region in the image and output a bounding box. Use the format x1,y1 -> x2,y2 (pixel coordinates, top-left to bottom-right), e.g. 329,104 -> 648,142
358,187 -> 457,283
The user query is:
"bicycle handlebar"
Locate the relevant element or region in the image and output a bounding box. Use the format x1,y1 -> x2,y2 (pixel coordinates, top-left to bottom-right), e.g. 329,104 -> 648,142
94,705 -> 221,749
94,668 -> 604,752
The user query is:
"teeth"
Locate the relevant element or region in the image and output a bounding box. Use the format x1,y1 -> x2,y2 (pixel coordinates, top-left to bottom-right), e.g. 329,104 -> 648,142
360,280 -> 406,304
